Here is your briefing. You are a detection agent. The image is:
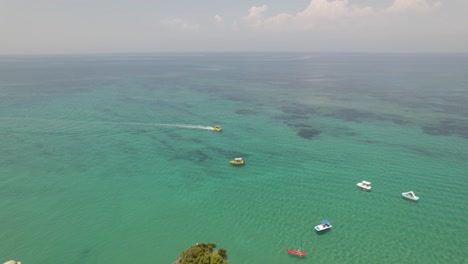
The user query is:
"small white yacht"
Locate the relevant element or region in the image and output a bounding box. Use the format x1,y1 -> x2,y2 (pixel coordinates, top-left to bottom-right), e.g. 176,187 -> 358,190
356,181 -> 372,191
402,191 -> 419,201
314,219 -> 332,232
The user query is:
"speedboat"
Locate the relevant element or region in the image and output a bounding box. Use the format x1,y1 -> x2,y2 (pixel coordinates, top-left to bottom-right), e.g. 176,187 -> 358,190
314,219 -> 332,232
212,125 -> 222,132
357,180 -> 372,191
230,157 -> 245,165
402,191 -> 419,201
287,248 -> 307,257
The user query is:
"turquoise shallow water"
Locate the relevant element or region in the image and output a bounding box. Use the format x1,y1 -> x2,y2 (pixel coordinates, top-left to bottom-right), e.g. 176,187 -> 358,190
1,53 -> 468,263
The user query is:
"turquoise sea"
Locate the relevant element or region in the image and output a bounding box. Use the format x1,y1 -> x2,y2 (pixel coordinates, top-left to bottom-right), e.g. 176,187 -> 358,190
0,53 -> 467,263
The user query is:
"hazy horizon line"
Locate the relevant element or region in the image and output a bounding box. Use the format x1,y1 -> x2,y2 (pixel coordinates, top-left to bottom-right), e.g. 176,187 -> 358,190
1,50 -> 468,57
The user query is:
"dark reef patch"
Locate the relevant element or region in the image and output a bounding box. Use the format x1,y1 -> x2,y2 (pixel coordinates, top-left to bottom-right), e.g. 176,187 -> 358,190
329,126 -> 359,137
325,109 -> 375,122
166,131 -> 183,140
34,143 -> 45,149
273,115 -> 290,121
438,104 -> 468,117
174,150 -> 209,163
421,119 -> 468,139
297,128 -> 322,139
226,94 -> 252,102
406,146 -> 440,158
221,151 -> 247,158
281,105 -> 317,116
74,248 -> 93,264
95,107 -> 130,121
287,123 -> 314,129
81,248 -> 92,256
191,138 -> 204,144
325,108 -> 409,125
148,135 -> 175,151
211,148 -> 247,159
379,95 -> 468,117
273,104 -> 317,123
288,114 -> 310,120
192,150 -> 209,162
381,115 -> 410,125
235,109 -> 259,115
359,139 -> 379,144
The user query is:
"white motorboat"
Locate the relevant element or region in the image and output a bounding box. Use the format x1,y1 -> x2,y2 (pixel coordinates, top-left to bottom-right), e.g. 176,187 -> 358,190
314,219 -> 332,232
229,157 -> 245,165
357,180 -> 372,191
402,191 -> 419,201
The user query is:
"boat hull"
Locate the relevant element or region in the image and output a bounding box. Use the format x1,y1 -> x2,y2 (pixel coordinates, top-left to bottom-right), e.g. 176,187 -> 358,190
314,225 -> 332,232
287,249 -> 307,257
402,192 -> 419,201
357,184 -> 371,191
229,160 -> 245,165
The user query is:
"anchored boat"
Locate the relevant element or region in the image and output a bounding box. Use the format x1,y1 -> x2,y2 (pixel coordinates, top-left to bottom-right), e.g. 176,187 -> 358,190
229,157 -> 245,165
314,219 -> 332,232
402,191 -> 419,201
357,180 -> 372,191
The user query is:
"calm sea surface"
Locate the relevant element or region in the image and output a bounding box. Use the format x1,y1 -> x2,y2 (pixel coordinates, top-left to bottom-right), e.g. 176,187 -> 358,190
0,53 -> 467,263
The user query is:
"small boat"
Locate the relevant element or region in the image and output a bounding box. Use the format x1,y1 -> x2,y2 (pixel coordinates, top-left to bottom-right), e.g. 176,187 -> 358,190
230,157 -> 245,165
314,219 -> 332,232
212,125 -> 222,132
402,191 -> 419,201
287,248 -> 307,257
357,180 -> 372,191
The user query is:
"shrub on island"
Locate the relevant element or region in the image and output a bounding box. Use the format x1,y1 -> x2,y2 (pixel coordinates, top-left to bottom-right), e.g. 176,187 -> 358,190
173,242 -> 228,264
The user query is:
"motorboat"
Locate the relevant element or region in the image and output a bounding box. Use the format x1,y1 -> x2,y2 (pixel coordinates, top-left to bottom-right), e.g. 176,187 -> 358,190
402,191 -> 419,201
287,249 -> 307,257
314,219 -> 332,232
212,125 -> 222,132
230,157 -> 245,165
356,180 -> 372,191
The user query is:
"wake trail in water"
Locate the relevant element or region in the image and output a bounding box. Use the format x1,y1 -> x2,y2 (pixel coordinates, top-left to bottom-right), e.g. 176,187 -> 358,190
108,121 -> 214,130
153,123 -> 214,130
0,117 -> 215,131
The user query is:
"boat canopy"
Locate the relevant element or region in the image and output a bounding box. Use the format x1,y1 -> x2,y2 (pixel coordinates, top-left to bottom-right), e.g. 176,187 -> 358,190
320,219 -> 330,225
362,181 -> 371,185
234,158 -> 243,161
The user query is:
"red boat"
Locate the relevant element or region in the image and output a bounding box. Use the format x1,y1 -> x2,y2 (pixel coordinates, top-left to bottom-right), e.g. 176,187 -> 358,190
287,249 -> 307,257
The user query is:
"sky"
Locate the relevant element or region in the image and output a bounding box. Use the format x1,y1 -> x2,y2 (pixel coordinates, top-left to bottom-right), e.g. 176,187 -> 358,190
0,0 -> 467,54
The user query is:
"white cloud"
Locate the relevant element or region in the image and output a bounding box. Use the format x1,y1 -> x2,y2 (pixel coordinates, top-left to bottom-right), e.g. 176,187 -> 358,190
385,0 -> 442,14
246,4 -> 268,19
241,0 -> 441,31
297,0 -> 353,20
263,13 -> 293,28
242,4 -> 268,28
294,0 -> 375,30
214,15 -> 223,24
160,18 -> 200,30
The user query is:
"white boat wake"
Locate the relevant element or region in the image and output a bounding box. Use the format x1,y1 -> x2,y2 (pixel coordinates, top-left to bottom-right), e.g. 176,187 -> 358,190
0,117 -> 215,131
152,123 -> 214,130
100,121 -> 214,130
